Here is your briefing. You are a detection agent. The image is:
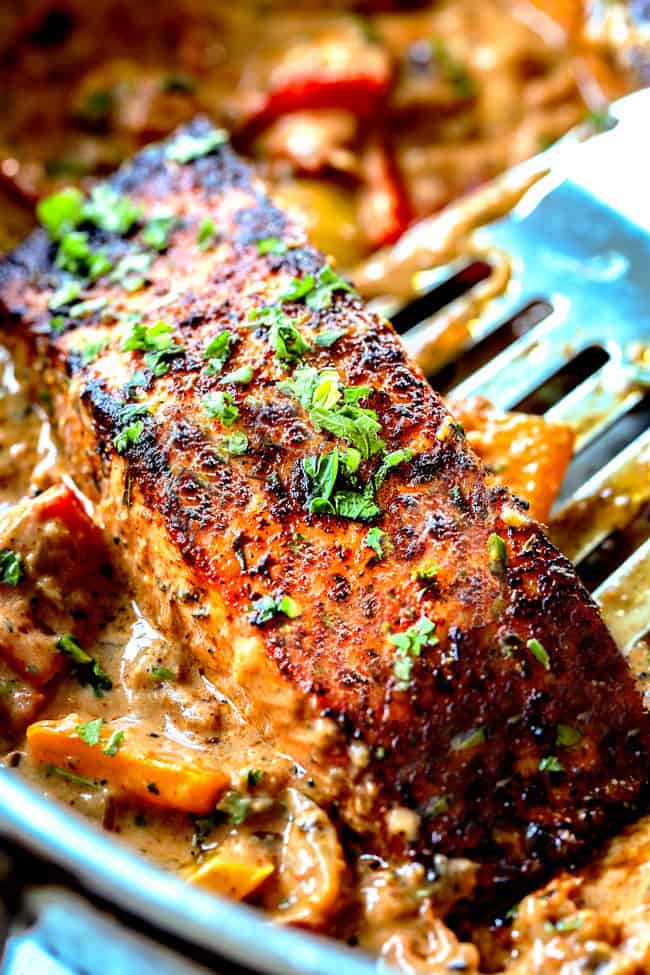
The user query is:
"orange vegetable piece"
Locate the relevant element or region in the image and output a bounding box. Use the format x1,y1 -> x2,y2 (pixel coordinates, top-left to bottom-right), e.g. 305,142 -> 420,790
185,854 -> 274,900
449,397 -> 575,522
26,713 -> 230,814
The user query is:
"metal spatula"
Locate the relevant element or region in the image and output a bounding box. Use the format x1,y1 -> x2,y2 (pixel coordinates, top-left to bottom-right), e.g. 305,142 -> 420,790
386,88 -> 650,658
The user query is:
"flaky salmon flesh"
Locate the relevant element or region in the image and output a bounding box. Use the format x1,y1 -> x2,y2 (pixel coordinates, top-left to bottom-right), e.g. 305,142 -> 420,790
1,119 -> 647,901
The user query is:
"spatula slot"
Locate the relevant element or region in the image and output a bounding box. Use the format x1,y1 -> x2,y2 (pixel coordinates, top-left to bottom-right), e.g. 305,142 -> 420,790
390,260 -> 491,335
427,299 -> 553,394
513,346 -> 610,414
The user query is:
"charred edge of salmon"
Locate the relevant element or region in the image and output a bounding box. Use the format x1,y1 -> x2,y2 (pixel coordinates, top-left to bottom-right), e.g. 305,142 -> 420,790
0,118 -> 648,905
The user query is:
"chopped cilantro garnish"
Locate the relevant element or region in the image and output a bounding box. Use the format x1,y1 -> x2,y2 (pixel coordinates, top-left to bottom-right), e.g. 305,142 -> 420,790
527,637 -> 550,671
303,448 -> 379,521
373,449 -> 413,490
49,280 -> 81,311
74,336 -> 109,365
49,316 -> 67,336
249,593 -> 302,625
281,265 -> 356,311
0,550 -> 24,586
539,755 -> 563,773
68,296 -> 108,319
142,212 -> 178,251
55,231 -> 111,279
121,319 -> 184,376
257,237 -> 287,255
450,727 -> 486,751
217,789 -> 250,825
220,364 -> 253,385
280,365 -> 384,459
103,730 -> 125,757
110,250 -> 154,292
315,328 -> 345,348
113,420 -> 144,454
83,184 -> 143,235
556,724 -> 581,748
76,717 -> 103,746
249,306 -> 311,364
390,616 -> 438,689
203,330 -> 233,374
165,128 -> 228,164
365,527 -> 385,558
56,634 -> 112,696
37,187 -> 85,240
221,432 -> 249,456
202,391 -> 240,426
487,532 -> 508,576
247,768 -> 264,787
118,402 -> 150,424
197,217 -> 218,250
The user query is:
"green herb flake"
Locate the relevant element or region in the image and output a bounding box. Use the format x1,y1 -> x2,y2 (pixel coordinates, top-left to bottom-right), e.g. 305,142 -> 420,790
142,212 -> 179,251
220,364 -> 253,385
555,916 -> 583,932
111,250 -> 154,293
487,532 -> 508,576
83,184 -> 143,235
113,420 -> 144,454
49,280 -> 82,311
103,730 -> 125,757
249,593 -> 302,625
247,768 -> 264,788
202,391 -> 240,426
281,265 -> 356,311
365,527 -> 385,558
221,432 -> 249,456
539,755 -> 564,773
451,726 -> 486,751
49,316 -> 67,336
249,306 -> 311,364
74,336 -> 109,365
68,296 -> 109,319
423,795 -> 449,817
527,637 -> 550,671
76,717 -> 103,746
150,666 -> 177,682
45,764 -> 101,791
217,789 -> 251,825
390,616 -> 438,689
556,724 -> 582,748
413,558 -> 439,583
315,328 -> 345,348
430,38 -> 476,100
203,330 -> 233,374
257,237 -> 287,255
165,128 -> 228,164
197,217 -> 218,250
121,318 -> 184,376
0,550 -> 24,587
57,634 -> 112,697
37,187 -> 85,240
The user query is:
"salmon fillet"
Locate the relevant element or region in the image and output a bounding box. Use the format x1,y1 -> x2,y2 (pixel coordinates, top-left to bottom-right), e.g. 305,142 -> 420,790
0,119 -> 647,900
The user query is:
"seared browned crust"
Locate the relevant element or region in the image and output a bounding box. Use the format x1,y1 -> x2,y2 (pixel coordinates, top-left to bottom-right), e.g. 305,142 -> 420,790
1,119 -> 647,899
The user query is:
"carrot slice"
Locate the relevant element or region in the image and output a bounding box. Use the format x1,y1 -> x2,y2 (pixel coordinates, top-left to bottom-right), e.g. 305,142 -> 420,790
26,714 -> 230,814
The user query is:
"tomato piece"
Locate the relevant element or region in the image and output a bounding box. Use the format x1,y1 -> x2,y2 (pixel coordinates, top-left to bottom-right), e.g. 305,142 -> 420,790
235,25 -> 391,133
358,143 -> 411,249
